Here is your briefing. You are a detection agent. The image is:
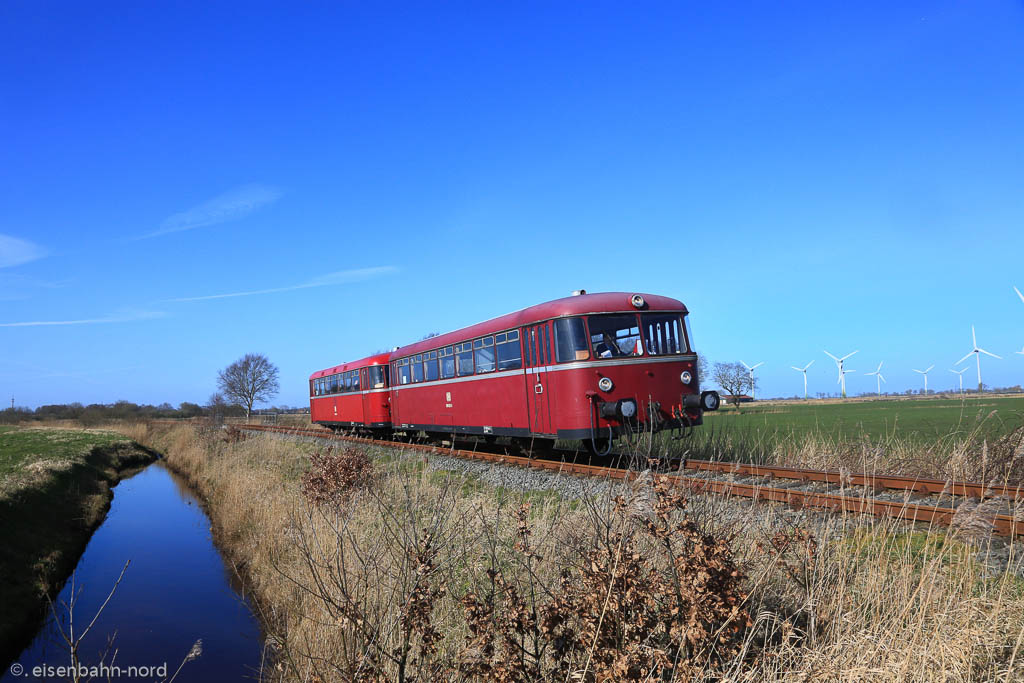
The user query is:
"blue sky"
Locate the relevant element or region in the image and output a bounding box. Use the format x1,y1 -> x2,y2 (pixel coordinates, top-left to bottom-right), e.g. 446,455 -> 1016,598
2,1 -> 1022,409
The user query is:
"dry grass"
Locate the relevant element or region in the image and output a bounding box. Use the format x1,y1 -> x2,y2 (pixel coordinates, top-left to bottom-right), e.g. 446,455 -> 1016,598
118,421 -> 1024,682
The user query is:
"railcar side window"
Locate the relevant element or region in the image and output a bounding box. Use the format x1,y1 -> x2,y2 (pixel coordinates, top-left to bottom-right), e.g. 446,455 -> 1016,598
587,314 -> 642,358
425,350 -> 439,381
398,358 -> 411,385
456,342 -> 474,376
412,354 -> 424,383
496,331 -> 522,370
440,346 -> 456,379
474,336 -> 495,373
554,318 -> 590,362
329,375 -> 338,394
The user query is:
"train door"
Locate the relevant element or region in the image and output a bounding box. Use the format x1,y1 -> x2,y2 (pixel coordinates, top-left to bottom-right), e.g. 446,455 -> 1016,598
525,322 -> 552,435
360,368 -> 370,426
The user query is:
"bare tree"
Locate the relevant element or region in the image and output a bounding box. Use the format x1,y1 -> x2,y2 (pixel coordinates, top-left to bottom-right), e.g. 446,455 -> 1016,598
696,352 -> 711,389
712,361 -> 754,408
216,353 -> 280,421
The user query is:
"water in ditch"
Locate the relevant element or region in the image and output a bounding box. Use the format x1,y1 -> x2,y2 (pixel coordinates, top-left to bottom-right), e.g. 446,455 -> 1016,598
3,462 -> 264,681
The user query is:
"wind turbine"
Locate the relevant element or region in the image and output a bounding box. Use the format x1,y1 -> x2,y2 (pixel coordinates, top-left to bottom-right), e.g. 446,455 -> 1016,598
955,326 -> 1000,393
949,367 -> 967,394
865,362 -> 885,396
824,350 -> 858,398
790,361 -> 814,399
740,360 -> 764,400
912,365 -> 934,394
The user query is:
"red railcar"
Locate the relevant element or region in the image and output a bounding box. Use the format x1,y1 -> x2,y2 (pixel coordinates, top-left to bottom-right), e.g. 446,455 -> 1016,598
309,292 -> 719,449
309,352 -> 391,431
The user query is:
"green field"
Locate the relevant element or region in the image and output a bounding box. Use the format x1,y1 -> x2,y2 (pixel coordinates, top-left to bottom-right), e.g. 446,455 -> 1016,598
699,395 -> 1024,443
0,426 -> 131,487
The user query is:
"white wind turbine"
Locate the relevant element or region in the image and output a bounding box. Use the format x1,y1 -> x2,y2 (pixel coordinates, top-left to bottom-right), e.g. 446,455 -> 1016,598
1017,288 -> 1024,355
955,326 -> 1000,393
912,365 -> 934,394
790,361 -> 814,399
865,361 -> 885,396
949,367 -> 968,394
740,360 -> 764,400
824,350 -> 858,398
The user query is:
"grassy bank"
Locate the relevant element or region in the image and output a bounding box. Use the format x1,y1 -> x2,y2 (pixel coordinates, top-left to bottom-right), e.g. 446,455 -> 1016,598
120,421 -> 1024,681
0,426 -> 158,666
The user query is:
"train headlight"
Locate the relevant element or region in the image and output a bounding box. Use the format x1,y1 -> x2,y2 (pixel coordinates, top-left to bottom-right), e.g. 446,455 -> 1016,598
700,391 -> 721,412
619,399 -> 637,418
680,371 -> 692,385
631,294 -> 646,309
598,377 -> 614,392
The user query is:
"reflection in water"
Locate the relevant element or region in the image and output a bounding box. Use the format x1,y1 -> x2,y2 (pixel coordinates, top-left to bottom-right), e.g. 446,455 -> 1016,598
3,463 -> 263,682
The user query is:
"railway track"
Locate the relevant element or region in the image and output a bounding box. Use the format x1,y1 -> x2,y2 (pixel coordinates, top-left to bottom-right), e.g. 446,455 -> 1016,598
236,423 -> 1024,538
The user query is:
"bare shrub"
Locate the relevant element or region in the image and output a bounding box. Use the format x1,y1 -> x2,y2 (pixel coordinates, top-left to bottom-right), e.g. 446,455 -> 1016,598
544,482 -> 748,681
300,447 -> 374,507
456,484 -> 750,681
222,425 -> 248,444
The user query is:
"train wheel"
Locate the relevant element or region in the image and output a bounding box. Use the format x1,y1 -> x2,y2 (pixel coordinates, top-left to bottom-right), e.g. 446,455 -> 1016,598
509,437 -> 531,456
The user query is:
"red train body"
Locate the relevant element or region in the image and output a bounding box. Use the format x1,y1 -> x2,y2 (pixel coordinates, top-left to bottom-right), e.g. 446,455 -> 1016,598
308,292 -> 719,447
309,352 -> 391,430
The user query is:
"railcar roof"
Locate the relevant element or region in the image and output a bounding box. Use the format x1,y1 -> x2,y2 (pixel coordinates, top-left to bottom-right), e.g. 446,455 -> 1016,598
309,351 -> 391,380
392,291 -> 686,358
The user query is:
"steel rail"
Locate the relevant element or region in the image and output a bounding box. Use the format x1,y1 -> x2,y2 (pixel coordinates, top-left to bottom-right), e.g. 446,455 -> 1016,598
683,459 -> 1024,501
235,424 -> 1023,538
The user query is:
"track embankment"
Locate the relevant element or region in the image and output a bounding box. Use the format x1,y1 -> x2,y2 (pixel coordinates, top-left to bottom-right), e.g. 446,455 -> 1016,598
240,424 -> 1024,539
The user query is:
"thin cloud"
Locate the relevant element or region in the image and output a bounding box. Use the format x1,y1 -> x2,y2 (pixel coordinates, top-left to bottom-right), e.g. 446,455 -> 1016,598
165,266 -> 398,303
0,234 -> 47,268
0,273 -> 68,301
0,310 -> 166,328
137,184 -> 283,240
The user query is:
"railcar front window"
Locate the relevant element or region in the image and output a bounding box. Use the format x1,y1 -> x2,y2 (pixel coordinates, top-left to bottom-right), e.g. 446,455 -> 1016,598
370,366 -> 386,388
643,314 -> 686,355
496,330 -> 522,370
398,359 -> 411,385
440,346 -> 456,379
587,314 -> 642,358
554,318 -> 590,362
